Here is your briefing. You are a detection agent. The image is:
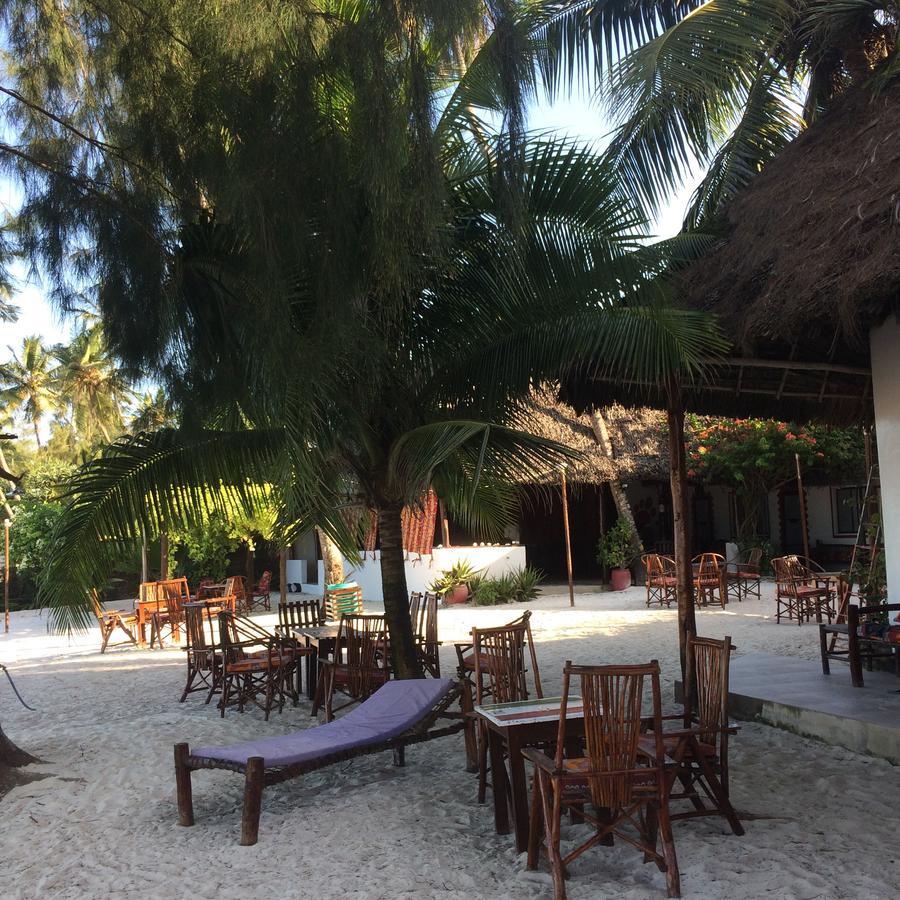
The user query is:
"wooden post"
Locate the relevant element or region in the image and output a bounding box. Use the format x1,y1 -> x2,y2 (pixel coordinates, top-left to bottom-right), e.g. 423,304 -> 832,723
794,453 -> 811,562
560,468 -> 575,608
666,376 -> 696,682
439,500 -> 451,547
241,756 -> 265,846
174,743 -> 194,826
4,517 -> 9,634
160,531 -> 169,579
141,530 -> 149,583
279,548 -> 288,604
598,485 -> 608,583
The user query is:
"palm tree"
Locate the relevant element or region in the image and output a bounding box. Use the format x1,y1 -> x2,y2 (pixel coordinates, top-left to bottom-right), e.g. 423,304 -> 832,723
129,389 -> 178,434
5,3 -> 725,672
53,328 -> 133,445
0,337 -> 57,446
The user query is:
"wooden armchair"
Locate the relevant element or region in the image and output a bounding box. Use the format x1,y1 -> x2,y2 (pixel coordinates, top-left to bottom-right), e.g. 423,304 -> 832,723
692,553 -> 726,608
820,602 -> 900,686
181,601 -> 225,703
276,599 -> 325,633
454,610 -> 541,695
92,593 -> 139,653
773,555 -> 834,625
323,582 -> 363,620
224,576 -> 249,613
218,612 -> 300,720
524,662 -> 680,900
249,570 -> 272,612
642,553 -> 676,608
317,614 -> 390,721
149,577 -> 191,648
413,590 -> 441,677
726,548 -> 763,602
641,633 -> 743,835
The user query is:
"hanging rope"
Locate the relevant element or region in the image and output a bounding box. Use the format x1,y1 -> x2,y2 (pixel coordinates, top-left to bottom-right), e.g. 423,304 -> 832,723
0,663 -> 35,711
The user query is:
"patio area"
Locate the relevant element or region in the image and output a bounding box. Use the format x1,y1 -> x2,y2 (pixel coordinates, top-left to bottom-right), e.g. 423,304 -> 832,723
2,583 -> 897,899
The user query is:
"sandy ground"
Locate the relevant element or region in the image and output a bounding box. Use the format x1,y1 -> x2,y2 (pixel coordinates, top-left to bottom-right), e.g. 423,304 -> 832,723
1,584 -> 898,900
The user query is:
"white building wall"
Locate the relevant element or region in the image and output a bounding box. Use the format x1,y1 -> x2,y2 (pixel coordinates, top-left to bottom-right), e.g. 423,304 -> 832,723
871,318 -> 900,597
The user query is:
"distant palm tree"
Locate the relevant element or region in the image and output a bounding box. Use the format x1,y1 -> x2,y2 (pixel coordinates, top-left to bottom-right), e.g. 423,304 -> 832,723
0,336 -> 57,446
53,328 -> 133,445
130,388 -> 178,433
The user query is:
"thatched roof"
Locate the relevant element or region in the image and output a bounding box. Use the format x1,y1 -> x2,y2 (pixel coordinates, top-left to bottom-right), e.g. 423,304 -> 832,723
565,79 -> 900,426
521,390 -> 668,484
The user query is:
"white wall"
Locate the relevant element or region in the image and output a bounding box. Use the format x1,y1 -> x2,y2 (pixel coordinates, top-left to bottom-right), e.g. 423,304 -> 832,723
299,545 -> 528,601
871,317 -> 900,597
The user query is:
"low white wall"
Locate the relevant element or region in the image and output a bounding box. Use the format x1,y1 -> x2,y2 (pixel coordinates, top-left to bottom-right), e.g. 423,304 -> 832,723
871,318 -> 900,597
300,545 -> 527,601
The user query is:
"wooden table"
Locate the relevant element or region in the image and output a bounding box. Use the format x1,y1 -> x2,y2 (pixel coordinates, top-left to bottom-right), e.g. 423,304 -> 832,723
134,596 -> 196,647
473,697 -> 585,853
292,624 -> 340,703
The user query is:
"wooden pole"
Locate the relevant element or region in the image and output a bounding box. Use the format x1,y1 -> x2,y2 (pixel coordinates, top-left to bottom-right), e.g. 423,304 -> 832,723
160,531 -> 169,579
279,548 -> 288,604
794,453 -> 811,562
666,376 -> 696,682
439,500 -> 451,547
141,530 -> 149,583
4,517 -> 10,634
598,485 -> 608,584
561,468 -> 575,607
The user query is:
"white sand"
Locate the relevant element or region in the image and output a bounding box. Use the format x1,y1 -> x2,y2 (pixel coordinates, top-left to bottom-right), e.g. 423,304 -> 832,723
1,585 -> 898,899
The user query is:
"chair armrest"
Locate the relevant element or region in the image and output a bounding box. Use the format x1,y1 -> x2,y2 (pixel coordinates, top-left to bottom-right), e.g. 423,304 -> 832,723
521,748 -> 561,774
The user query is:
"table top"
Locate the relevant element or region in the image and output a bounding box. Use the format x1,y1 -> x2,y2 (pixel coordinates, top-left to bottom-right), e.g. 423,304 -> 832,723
474,697 -> 585,728
292,624 -> 340,641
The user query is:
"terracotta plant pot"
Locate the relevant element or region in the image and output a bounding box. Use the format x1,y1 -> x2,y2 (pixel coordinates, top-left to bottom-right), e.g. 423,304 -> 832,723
610,567 -> 632,592
444,583 -> 471,605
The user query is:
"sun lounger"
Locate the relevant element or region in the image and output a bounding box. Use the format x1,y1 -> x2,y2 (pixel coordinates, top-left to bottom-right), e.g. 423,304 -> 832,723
174,677 -> 468,844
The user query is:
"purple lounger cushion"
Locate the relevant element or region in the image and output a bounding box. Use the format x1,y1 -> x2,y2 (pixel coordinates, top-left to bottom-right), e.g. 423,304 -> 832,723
192,678 -> 454,768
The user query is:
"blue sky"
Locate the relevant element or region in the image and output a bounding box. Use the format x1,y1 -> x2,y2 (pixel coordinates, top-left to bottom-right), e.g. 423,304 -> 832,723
1,90 -> 704,366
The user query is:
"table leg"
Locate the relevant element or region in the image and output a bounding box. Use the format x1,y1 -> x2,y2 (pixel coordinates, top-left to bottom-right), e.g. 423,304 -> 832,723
488,729 -> 510,836
507,733 -> 531,854
305,639 -> 317,701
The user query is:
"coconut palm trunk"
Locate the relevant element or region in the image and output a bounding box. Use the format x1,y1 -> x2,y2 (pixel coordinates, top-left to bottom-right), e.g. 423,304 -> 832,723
377,505 -> 422,679
316,528 -> 345,585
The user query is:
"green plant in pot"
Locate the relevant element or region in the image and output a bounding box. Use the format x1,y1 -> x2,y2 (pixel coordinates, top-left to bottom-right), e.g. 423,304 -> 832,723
430,559 -> 480,605
596,519 -> 638,591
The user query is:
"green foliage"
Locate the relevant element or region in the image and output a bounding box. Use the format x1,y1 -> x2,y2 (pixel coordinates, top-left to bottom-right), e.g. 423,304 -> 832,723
467,565 -> 544,605
596,519 -> 638,570
472,579 -> 499,606
430,559 -> 480,598
511,565 -> 543,602
173,512 -> 239,583
491,572 -> 518,604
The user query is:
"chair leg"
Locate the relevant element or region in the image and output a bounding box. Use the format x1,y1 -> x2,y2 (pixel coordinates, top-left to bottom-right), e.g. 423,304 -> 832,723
240,757 -> 265,846
695,754 -> 744,836
99,620 -> 112,653
540,774 -> 566,900
477,722 -> 489,804
656,799 -> 681,898
526,769 -> 542,871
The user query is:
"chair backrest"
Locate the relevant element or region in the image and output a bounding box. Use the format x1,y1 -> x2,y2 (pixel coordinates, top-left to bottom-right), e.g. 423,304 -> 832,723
278,599 -> 325,630
139,581 -> 160,602
684,633 -> 733,750
472,609 -> 542,704
556,661 -> 664,809
224,575 -> 247,602
409,592 -> 424,635
324,582 -> 363,620
256,570 -> 272,594
642,553 -> 674,584
743,548 -> 763,573
336,614 -> 388,698
90,590 -> 105,620
420,591 -> 439,647
694,553 -> 724,580
158,577 -> 190,619
773,555 -> 808,595
184,603 -> 219,661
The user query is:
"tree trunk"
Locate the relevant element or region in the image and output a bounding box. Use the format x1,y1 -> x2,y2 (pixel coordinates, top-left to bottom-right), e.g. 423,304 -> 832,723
0,445 -> 18,520
32,419 -> 41,448
589,410 -> 644,554
317,528 -> 345,585
160,532 -> 169,579
377,505 -> 423,679
666,377 -> 696,684
279,548 -> 288,604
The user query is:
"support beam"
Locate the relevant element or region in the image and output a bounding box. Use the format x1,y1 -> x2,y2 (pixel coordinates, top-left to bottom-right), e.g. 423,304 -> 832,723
560,468 -> 575,608
794,454 -> 811,563
279,548 -> 288,605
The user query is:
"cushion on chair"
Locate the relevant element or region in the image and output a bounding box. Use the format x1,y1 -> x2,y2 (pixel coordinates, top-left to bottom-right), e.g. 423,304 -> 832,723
192,677 -> 454,768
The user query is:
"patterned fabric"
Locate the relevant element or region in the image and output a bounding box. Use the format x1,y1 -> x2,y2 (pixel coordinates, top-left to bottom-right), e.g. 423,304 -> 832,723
401,490 -> 438,556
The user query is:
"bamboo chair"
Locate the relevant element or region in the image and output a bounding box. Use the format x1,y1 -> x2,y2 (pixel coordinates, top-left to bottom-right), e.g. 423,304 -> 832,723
248,570 -> 272,612
180,600 -> 231,703
276,599 -> 326,633
641,634 -> 743,835
692,554 -> 726,609
773,556 -> 834,625
414,591 -> 442,677
323,582 -> 363,620
643,554 -> 677,608
218,612 -> 300,720
149,577 -> 191,648
726,548 -> 763,603
224,576 -> 250,614
92,593 -> 139,653
454,610 -> 541,694
524,661 -> 680,900
317,614 -> 390,721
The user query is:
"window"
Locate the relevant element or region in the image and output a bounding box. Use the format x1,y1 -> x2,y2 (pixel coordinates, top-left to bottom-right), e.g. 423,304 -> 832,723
832,486 -> 865,537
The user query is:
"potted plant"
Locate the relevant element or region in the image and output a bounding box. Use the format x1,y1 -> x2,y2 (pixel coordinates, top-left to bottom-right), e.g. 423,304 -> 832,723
430,559 -> 480,605
596,519 -> 638,591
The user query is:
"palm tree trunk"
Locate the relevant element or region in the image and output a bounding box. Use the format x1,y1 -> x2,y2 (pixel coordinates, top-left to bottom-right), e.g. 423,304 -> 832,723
98,421 -> 112,443
0,446 -> 17,519
316,528 -> 345,585
589,410 -> 643,553
31,419 -> 41,448
377,505 -> 422,679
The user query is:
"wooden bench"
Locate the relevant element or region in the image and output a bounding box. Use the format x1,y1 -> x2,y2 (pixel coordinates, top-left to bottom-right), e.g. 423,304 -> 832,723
820,602 -> 900,687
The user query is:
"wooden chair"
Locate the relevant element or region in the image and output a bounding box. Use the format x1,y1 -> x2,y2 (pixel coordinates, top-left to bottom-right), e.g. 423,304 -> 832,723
92,593 -> 139,653
276,599 -> 326,633
249,570 -> 272,612
820,602 -> 900,686
642,634 -> 743,835
149,577 -> 191,648
218,612 -> 300,720
318,614 -> 390,721
726,548 -> 763,602
524,661 -> 680,899
454,610 -> 541,695
224,576 -> 249,613
181,601 -> 227,703
414,590 -> 441,677
643,553 -> 676,608
772,555 -> 834,625
323,581 -> 363,620
692,553 -> 726,608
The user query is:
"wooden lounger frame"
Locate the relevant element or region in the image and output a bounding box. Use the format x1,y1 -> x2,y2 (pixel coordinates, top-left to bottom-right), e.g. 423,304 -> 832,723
174,679 -> 473,845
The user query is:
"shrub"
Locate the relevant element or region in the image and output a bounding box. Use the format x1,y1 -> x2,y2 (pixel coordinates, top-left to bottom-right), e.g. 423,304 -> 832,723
492,572 -> 518,604
472,580 -> 499,606
596,519 -> 638,570
429,559 -> 480,598
512,566 -> 544,602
